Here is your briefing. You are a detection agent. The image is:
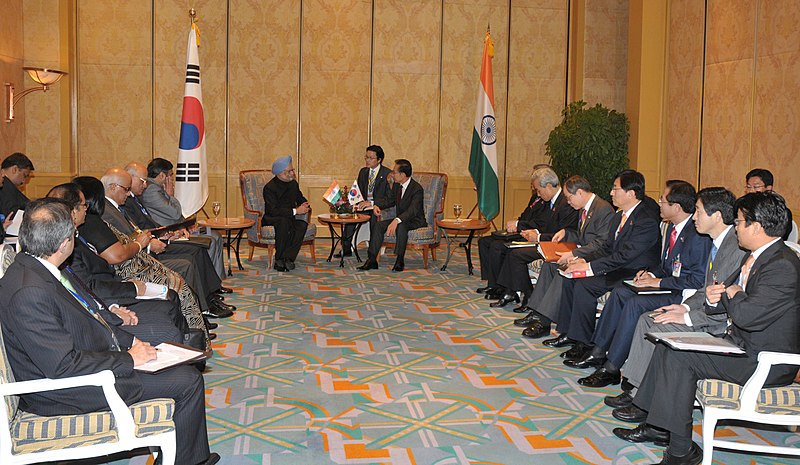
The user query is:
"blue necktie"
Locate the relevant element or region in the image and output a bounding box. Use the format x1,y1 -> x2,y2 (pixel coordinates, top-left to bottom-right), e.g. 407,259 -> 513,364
710,243 -> 718,262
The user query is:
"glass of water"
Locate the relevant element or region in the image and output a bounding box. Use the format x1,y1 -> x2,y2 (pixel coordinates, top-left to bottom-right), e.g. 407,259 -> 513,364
212,201 -> 221,219
453,203 -> 463,223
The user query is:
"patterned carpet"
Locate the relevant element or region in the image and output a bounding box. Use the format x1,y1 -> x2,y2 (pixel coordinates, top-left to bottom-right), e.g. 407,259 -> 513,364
124,244 -> 797,465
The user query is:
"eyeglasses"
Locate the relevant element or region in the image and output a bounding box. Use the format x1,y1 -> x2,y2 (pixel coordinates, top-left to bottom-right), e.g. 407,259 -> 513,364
657,198 -> 673,206
78,203 -> 88,210
364,156 -> 377,160
114,183 -> 132,193
744,184 -> 765,191
734,218 -> 748,226
138,177 -> 147,184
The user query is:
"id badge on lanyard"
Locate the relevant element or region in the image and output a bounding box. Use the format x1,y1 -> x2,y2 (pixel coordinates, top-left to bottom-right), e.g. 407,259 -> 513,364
672,254 -> 682,278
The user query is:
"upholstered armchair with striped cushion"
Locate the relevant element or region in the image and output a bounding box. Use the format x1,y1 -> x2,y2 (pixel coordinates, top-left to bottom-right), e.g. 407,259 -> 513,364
695,351 -> 800,465
380,172 -> 448,269
239,169 -> 316,268
0,246 -> 177,464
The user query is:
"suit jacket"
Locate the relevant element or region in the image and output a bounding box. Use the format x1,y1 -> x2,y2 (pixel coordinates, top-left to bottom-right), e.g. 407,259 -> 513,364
720,240 -> 800,383
122,195 -> 161,230
377,178 -> 426,230
0,253 -> 141,416
103,198 -> 138,236
0,176 -> 30,218
140,179 -> 184,226
584,197 -> 662,283
356,164 -> 392,203
533,190 -> 580,241
516,194 -> 546,230
562,195 -> 615,259
262,177 -> 308,225
650,219 -> 711,290
683,226 -> 747,327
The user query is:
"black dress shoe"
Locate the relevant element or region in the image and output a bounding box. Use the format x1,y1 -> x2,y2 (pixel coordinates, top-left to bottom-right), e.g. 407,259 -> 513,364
476,285 -> 495,294
286,259 -> 296,270
217,286 -> 233,294
196,452 -> 221,465
485,288 -> 505,299
543,334 -> 575,348
560,342 -> 589,359
604,390 -> 633,408
514,312 -> 540,327
358,259 -> 378,271
392,262 -> 404,272
655,442 -> 702,465
274,259 -> 288,272
210,296 -> 235,310
578,367 -> 621,387
206,321 -> 219,330
208,332 -> 218,341
490,293 -> 519,308
512,303 -> 530,313
613,404 -> 649,423
204,303 -> 234,319
564,354 -> 606,369
521,321 -> 551,339
612,423 -> 670,447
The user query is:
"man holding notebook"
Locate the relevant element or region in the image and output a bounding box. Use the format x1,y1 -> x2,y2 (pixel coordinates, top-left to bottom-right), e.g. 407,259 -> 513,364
614,192 -> 800,465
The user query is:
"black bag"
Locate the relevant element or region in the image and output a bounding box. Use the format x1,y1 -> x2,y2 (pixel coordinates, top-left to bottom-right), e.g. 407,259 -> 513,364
491,231 -> 523,242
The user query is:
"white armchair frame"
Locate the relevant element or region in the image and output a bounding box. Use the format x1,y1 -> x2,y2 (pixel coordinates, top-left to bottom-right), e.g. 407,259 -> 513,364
0,370 -> 176,465
699,351 -> 800,465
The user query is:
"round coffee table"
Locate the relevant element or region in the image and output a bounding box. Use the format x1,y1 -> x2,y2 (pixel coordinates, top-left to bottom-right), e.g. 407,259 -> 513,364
436,218 -> 490,275
317,213 -> 371,267
197,217 -> 255,276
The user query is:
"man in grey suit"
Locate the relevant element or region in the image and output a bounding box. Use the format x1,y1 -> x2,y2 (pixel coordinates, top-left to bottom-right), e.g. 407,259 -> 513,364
515,176 -> 614,339
139,158 -> 225,278
604,188 -> 746,423
0,198 -> 219,464
613,192 -> 799,465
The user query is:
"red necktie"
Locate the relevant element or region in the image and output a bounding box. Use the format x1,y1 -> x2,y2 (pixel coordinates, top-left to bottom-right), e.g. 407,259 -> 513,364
668,227 -> 678,256
579,209 -> 588,230
616,213 -> 627,238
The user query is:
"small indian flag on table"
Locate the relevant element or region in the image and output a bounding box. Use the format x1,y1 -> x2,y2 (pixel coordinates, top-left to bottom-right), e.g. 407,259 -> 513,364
323,180 -> 342,205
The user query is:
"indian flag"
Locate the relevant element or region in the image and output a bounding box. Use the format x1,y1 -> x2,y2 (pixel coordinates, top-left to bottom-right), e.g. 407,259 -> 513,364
468,28 -> 500,221
323,180 -> 342,205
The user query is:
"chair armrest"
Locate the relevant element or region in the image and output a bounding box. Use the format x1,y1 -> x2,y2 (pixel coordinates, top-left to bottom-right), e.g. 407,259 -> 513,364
739,351 -> 800,412
0,370 -> 138,440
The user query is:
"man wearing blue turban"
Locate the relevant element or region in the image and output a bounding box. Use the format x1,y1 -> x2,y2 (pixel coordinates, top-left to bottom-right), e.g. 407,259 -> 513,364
262,156 -> 310,272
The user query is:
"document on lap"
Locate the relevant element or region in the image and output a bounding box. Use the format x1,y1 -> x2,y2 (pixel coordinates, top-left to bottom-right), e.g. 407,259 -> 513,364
644,331 -> 745,355
136,282 -> 169,300
134,342 -> 207,373
623,280 -> 672,295
538,241 -> 577,262
504,241 -> 539,249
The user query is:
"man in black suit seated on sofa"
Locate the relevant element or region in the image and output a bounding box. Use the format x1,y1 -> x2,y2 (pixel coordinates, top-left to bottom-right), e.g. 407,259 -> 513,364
336,145 -> 393,258
490,168 -> 578,309
0,198 -> 219,465
613,191 -> 800,465
358,159 -> 426,272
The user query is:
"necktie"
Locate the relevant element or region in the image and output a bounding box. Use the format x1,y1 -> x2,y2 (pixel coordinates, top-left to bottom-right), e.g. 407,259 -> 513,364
616,213 -> 627,238
739,254 -> 755,288
368,169 -> 377,194
668,226 -> 678,256
118,205 -> 141,232
59,270 -> 121,351
710,243 -> 718,262
530,197 -> 541,208
579,209 -> 588,230
132,195 -> 149,217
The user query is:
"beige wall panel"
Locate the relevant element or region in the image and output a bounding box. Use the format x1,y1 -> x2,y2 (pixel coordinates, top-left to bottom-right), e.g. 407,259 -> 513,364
228,0 -> 300,174
699,60 -> 753,190
752,0 -> 800,211
77,0 -> 151,65
371,0 -> 441,172
77,64 -> 152,170
23,0 -> 64,173
439,0 -> 508,220
506,1 -> 568,176
583,0 -> 628,111
153,1 -> 228,177
300,0 -> 371,218
0,0 -> 25,157
705,0 -> 755,65
663,0 -> 704,183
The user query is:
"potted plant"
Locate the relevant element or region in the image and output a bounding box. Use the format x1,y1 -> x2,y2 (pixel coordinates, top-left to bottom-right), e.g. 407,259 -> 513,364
546,100 -> 629,201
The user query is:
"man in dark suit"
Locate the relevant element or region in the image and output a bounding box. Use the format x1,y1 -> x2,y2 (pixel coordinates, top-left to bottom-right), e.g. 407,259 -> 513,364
337,145 -> 393,258
604,187 -> 747,417
48,183 -> 188,346
358,158 -> 426,272
491,173 -> 579,308
262,155 -> 310,272
545,170 -> 662,358
476,165 -> 555,299
100,168 -> 234,318
614,192 -> 800,465
0,152 -> 33,219
573,181 -> 711,387
516,176 -> 614,337
0,198 -> 219,465
744,168 -> 794,241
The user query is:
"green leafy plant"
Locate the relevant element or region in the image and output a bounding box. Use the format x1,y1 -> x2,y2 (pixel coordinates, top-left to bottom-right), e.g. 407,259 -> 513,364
546,101 -> 630,201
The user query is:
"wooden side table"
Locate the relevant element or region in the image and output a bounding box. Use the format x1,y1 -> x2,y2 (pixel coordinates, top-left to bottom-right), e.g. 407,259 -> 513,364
436,218 -> 490,275
197,217 -> 255,276
317,213 -> 371,267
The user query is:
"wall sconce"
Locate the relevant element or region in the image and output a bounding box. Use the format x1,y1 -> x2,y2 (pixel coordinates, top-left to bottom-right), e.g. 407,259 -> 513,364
4,67 -> 68,123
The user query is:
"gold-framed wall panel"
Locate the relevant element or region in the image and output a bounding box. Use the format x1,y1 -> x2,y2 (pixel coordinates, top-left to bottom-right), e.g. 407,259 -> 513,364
582,0 -> 628,112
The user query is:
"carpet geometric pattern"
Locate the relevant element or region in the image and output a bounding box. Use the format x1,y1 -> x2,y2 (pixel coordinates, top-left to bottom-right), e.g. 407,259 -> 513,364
121,244 -> 798,465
